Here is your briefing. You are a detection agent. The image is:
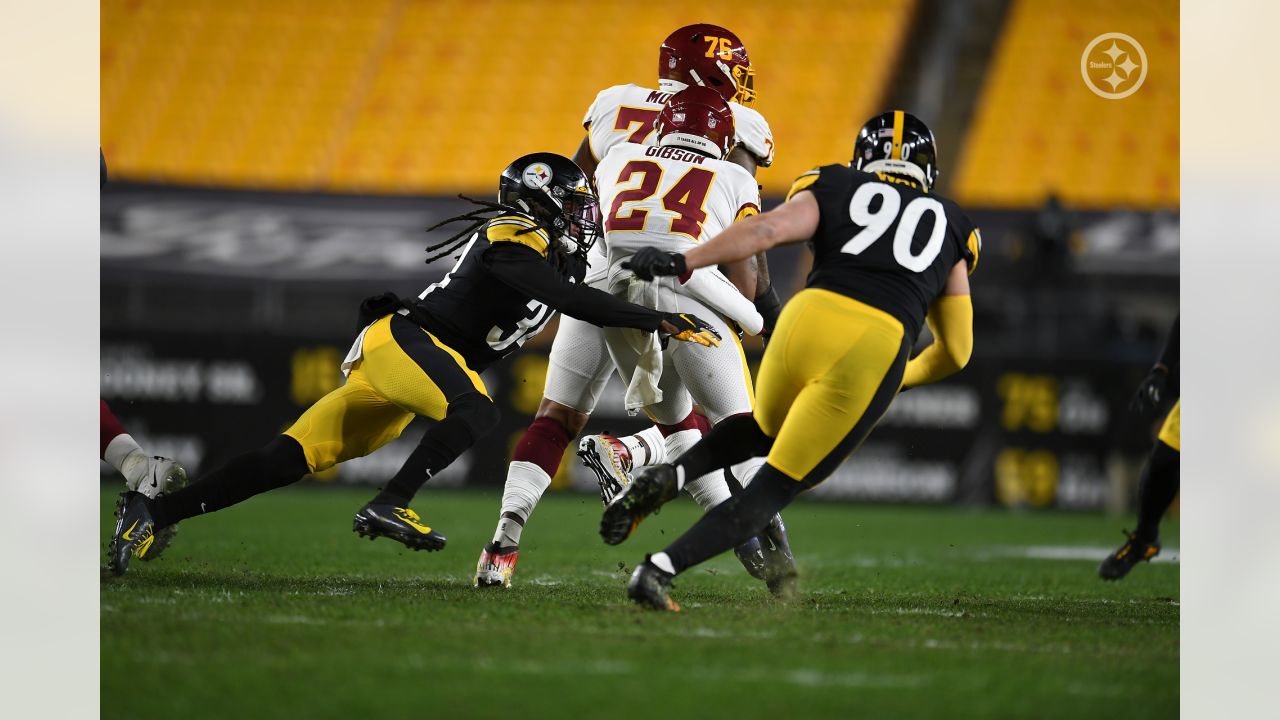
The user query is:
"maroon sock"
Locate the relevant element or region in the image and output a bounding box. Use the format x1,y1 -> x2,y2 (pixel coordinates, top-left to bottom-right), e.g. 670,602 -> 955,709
100,400 -> 127,458
513,417 -> 572,477
657,409 -> 710,438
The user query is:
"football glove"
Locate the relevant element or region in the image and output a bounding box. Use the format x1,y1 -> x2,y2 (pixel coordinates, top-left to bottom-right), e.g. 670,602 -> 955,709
623,248 -> 687,281
1130,365 -> 1169,417
660,312 -> 721,347
753,283 -> 782,347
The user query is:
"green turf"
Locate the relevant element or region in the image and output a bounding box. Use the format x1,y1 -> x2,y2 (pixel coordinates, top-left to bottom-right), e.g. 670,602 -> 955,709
100,486 -> 1178,720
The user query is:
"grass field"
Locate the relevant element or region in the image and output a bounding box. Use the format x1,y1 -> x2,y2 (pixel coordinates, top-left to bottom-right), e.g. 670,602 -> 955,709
100,486 -> 1178,720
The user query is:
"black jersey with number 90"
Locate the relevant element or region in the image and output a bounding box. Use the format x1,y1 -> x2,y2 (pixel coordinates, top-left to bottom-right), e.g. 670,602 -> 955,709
785,164 -> 980,339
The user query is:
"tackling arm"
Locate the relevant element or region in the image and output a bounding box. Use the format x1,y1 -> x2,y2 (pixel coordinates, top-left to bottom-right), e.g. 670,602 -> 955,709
482,244 -> 718,344
682,191 -> 820,271
901,261 -> 974,389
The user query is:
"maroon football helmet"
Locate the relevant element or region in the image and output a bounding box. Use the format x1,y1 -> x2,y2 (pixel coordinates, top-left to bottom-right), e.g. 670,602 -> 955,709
658,23 -> 756,107
655,87 -> 737,159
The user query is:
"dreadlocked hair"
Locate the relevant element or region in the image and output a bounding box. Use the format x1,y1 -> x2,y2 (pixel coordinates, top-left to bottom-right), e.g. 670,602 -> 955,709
423,194 -> 560,264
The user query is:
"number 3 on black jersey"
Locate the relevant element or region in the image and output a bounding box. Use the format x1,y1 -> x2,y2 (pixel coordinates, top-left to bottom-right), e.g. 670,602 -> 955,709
842,182 -> 948,273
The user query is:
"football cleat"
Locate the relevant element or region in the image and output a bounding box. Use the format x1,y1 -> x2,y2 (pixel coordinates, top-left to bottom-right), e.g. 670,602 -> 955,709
135,457 -> 188,561
108,491 -> 157,576
1098,530 -> 1160,581
126,456 -> 189,500
733,536 -> 768,580
761,513 -> 798,598
627,559 -> 680,612
474,542 -> 519,588
600,464 -> 681,546
577,434 -> 633,506
352,503 -> 447,551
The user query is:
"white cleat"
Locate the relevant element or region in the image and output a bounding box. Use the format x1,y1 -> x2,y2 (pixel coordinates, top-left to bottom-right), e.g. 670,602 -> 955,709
474,543 -> 520,588
126,456 -> 189,500
577,434 -> 632,506
124,456 -> 188,560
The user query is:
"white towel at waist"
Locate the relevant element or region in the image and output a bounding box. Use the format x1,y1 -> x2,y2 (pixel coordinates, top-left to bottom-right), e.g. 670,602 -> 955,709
340,308 -> 411,377
607,274 -> 674,415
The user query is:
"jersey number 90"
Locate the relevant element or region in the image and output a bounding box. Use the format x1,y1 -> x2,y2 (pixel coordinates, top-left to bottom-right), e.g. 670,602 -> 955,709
842,182 -> 947,273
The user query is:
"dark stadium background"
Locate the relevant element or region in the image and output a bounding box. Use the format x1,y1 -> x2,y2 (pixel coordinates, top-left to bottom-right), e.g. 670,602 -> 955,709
99,0 -> 1178,515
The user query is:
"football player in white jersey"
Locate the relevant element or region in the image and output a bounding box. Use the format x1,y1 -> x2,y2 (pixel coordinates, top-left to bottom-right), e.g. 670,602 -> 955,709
596,89 -> 787,569
476,24 -> 788,589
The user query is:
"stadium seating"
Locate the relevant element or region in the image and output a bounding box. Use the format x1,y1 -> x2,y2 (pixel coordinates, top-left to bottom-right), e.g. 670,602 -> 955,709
102,0 -> 915,195
953,0 -> 1178,208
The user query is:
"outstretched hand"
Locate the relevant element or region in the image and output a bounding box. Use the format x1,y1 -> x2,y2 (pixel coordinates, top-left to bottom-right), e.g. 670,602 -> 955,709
1130,365 -> 1169,417
623,248 -> 688,281
660,312 -> 721,347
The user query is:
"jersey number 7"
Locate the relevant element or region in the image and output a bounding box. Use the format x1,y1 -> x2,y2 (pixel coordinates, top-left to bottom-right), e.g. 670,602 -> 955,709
605,160 -> 714,240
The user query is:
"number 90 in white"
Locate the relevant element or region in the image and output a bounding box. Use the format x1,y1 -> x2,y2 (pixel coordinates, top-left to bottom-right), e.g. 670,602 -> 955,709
841,182 -> 947,273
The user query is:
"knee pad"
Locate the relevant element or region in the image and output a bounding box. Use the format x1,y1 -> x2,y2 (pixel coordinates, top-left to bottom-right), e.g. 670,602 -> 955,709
447,392 -> 501,439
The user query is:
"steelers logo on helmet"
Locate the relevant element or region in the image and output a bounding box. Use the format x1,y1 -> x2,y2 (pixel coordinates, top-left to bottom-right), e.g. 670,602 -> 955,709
522,163 -> 553,190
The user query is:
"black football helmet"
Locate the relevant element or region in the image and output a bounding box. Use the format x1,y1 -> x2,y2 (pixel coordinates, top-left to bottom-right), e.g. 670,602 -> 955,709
498,153 -> 601,257
851,110 -> 938,190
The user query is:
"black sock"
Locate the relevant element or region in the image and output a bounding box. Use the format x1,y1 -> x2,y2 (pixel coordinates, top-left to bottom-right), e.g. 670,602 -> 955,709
150,436 -> 309,529
1134,440 -> 1180,543
371,394 -> 499,506
661,464 -> 803,574
675,414 -> 773,482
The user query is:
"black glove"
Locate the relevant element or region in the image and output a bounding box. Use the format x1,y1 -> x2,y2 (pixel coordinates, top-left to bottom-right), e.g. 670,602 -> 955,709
356,291 -> 403,331
623,248 -> 687,280
659,312 -> 722,347
1130,365 -> 1169,417
753,283 -> 782,347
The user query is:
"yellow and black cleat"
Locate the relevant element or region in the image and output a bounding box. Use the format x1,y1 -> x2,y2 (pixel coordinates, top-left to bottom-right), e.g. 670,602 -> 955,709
108,491 -> 157,576
627,559 -> 680,612
353,503 -> 447,552
599,464 -> 681,546
1098,529 -> 1160,581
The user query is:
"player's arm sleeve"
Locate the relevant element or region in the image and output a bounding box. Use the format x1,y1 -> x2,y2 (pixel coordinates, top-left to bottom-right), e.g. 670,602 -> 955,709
734,107 -> 775,167
901,295 -> 974,389
482,244 -> 665,331
785,167 -> 824,202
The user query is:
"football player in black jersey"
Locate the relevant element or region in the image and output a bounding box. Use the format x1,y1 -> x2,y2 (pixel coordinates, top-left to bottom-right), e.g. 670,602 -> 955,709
601,112 -> 980,610
107,152 -> 721,576
1099,315 -> 1179,580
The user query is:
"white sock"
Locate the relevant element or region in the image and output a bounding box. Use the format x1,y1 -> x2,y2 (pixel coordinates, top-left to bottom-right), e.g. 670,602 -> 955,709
649,552 -> 676,575
730,457 -> 767,488
662,428 -> 701,464
624,426 -> 668,467
491,461 -> 552,548
104,435 -> 148,488
684,471 -> 732,511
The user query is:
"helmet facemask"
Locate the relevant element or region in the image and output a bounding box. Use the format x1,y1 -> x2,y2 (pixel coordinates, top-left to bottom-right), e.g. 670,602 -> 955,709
556,189 -> 601,257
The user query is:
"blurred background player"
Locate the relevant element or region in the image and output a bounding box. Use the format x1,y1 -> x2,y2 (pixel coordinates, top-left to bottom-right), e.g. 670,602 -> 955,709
594,87 -> 795,591
1099,315 -> 1179,580
100,151 -> 188,559
108,153 -> 719,576
477,23 -> 783,588
604,111 -> 980,610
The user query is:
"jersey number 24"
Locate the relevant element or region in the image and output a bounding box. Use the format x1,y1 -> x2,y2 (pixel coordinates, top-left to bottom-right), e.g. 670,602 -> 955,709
843,182 -> 947,273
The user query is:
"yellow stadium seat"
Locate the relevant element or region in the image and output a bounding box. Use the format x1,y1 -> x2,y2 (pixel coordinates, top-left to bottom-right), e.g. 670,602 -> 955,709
103,0 -> 915,195
954,0 -> 1178,209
